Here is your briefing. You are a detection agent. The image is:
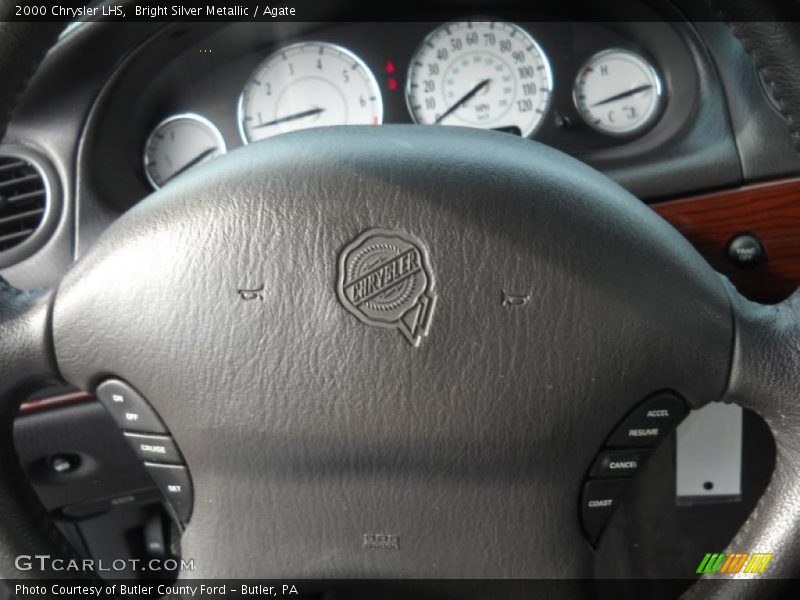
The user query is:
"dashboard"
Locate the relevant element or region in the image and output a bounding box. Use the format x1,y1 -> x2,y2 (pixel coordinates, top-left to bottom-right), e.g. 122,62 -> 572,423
139,20 -> 667,190
2,7 -> 800,297
85,20 -> 708,209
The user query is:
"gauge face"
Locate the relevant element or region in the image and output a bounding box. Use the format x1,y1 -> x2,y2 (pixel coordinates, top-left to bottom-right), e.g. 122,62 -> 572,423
238,42 -> 384,144
143,114 -> 226,189
406,21 -> 553,137
573,49 -> 663,135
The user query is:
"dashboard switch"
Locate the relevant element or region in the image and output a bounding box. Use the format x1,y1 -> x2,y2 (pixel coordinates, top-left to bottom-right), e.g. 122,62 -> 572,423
145,463 -> 193,524
727,234 -> 764,269
590,449 -> 651,478
96,379 -> 167,434
124,433 -> 182,464
581,479 -> 630,544
144,513 -> 167,559
608,393 -> 688,447
49,453 -> 81,475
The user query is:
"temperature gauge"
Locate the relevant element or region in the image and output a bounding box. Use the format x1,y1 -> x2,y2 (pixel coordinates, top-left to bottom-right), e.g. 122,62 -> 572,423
573,49 -> 663,136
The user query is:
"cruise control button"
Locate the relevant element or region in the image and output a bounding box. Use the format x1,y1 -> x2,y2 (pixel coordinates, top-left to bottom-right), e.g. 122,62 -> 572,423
581,479 -> 630,544
608,393 -> 688,447
96,379 -> 167,434
590,449 -> 651,478
124,432 -> 182,464
145,463 -> 193,524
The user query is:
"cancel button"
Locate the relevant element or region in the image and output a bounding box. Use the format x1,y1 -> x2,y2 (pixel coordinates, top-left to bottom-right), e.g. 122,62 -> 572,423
590,449 -> 652,478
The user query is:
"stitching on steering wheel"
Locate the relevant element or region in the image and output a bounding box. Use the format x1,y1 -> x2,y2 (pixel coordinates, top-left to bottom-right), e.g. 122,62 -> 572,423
708,5 -> 800,153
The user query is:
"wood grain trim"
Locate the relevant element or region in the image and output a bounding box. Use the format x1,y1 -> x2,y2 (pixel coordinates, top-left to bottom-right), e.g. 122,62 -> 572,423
654,177 -> 800,303
19,391 -> 94,415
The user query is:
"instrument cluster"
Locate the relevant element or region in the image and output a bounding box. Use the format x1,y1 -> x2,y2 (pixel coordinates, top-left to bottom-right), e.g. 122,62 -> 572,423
139,20 -> 667,189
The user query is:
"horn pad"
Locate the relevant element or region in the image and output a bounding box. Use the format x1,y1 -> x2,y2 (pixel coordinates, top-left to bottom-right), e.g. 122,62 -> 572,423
52,126 -> 732,577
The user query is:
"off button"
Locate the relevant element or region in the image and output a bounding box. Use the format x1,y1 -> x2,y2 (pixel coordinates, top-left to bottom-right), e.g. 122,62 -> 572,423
96,379 -> 167,434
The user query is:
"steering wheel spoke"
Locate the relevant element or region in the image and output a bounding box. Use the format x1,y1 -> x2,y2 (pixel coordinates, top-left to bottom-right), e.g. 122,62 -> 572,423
0,276 -> 78,578
0,276 -> 58,414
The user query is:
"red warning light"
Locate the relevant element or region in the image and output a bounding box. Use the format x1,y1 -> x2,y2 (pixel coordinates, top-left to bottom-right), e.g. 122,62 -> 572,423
388,78 -> 398,91
385,60 -> 396,74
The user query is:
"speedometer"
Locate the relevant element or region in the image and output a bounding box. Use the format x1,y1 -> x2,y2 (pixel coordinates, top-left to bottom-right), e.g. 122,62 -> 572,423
238,41 -> 383,144
406,21 -> 553,137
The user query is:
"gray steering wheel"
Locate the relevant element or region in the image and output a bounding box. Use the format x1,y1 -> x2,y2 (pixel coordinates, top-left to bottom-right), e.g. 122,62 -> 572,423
2,6 -> 800,599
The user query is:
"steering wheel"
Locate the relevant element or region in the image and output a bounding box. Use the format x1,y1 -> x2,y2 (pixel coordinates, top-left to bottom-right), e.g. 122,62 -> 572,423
2,6 -> 800,598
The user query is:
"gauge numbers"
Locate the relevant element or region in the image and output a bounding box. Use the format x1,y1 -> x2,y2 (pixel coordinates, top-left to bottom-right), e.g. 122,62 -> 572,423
406,21 -> 553,137
143,113 -> 226,189
238,42 -> 384,144
573,49 -> 663,136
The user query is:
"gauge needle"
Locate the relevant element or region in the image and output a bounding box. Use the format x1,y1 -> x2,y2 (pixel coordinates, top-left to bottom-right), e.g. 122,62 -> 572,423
253,107 -> 326,129
166,147 -> 216,182
590,84 -> 653,107
435,79 -> 491,124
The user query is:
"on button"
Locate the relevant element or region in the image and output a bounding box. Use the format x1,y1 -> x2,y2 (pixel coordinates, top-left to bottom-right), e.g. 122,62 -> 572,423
96,379 -> 167,434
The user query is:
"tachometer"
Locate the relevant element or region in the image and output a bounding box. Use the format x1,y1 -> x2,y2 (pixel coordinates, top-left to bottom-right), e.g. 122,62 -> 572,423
238,42 -> 384,144
406,21 -> 553,137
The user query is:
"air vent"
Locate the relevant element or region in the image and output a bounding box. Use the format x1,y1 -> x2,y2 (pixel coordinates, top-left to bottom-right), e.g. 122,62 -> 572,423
0,155 -> 48,252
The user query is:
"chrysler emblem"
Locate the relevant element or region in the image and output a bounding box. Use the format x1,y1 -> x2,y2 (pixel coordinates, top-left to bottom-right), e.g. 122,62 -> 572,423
337,229 -> 436,347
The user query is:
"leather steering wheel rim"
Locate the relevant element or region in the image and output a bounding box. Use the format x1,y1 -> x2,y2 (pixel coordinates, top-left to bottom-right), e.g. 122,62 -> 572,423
2,6 -> 800,598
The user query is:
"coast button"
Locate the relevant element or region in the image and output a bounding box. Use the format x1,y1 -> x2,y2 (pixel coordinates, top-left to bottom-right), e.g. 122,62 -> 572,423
581,479 -> 630,544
